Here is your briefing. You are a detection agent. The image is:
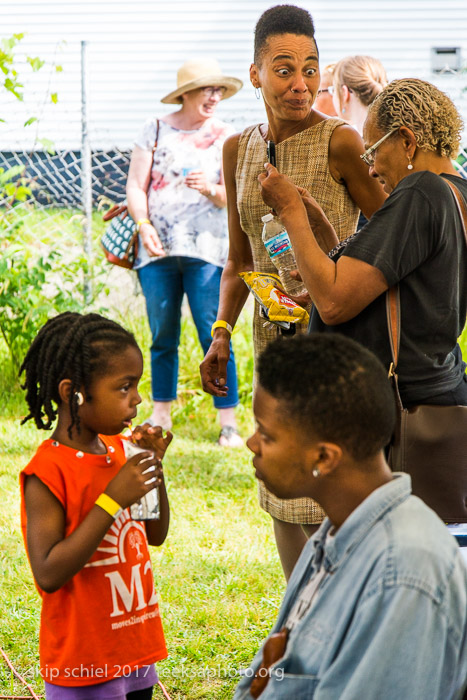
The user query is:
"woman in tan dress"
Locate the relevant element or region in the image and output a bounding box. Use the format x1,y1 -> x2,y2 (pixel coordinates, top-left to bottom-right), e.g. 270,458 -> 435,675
200,4 -> 386,579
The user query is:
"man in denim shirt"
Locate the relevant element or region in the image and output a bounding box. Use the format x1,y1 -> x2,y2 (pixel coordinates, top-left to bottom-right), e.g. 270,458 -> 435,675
235,334 -> 467,700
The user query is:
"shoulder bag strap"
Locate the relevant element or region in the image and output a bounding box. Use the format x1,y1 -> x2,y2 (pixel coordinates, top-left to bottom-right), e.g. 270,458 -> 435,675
442,177 -> 467,245
386,285 -> 400,372
152,118 -> 160,154
386,285 -> 404,410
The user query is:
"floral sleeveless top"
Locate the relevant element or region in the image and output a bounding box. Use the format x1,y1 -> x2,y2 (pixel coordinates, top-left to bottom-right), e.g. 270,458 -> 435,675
134,117 -> 234,269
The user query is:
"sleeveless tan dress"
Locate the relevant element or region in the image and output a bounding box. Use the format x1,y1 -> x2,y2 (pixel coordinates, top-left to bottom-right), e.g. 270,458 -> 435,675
237,119 -> 359,524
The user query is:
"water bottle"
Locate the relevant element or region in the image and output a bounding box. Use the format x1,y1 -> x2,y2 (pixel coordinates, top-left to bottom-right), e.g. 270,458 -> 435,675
261,213 -> 307,296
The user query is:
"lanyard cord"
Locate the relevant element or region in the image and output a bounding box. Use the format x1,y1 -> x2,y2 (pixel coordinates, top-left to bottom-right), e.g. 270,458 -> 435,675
285,567 -> 328,633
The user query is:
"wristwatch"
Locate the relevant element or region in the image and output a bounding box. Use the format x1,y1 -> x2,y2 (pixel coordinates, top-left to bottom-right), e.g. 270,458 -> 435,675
209,185 -> 217,197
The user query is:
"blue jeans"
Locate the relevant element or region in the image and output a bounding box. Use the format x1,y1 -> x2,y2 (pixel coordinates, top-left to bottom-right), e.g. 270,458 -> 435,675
138,256 -> 239,409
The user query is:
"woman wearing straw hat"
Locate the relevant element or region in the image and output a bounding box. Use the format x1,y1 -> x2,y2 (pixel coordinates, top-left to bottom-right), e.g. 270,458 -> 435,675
127,58 -> 244,445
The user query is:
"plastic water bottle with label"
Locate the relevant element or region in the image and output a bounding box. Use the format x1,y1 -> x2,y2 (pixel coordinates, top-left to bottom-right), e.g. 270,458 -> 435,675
123,440 -> 160,520
261,213 -> 307,296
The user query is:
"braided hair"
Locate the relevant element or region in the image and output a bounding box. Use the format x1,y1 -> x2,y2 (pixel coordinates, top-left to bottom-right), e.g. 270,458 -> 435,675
20,312 -> 139,437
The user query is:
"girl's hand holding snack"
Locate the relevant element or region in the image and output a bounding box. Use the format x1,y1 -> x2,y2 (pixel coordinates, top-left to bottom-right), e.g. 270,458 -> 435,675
105,451 -> 164,510
131,423 -> 173,460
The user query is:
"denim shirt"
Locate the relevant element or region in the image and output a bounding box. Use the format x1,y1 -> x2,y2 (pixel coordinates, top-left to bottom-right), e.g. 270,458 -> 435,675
234,474 -> 467,700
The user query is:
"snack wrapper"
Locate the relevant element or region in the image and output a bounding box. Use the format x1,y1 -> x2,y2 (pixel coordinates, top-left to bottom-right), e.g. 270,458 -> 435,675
239,271 -> 309,326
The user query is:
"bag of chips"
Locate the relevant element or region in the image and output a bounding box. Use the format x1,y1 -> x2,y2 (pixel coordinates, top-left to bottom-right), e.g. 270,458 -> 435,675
239,271 -> 309,329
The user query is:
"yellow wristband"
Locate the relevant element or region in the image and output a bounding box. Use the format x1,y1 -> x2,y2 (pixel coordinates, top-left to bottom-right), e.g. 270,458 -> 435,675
95,493 -> 123,519
211,320 -> 233,337
136,218 -> 151,233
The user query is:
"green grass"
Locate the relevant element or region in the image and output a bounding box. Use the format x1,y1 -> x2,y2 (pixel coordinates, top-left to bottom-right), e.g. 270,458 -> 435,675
0,298 -> 284,699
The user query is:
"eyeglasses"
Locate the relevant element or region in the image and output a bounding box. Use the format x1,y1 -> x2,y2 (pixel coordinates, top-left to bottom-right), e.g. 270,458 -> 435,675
360,128 -> 399,166
317,85 -> 354,97
202,86 -> 226,98
317,86 -> 335,96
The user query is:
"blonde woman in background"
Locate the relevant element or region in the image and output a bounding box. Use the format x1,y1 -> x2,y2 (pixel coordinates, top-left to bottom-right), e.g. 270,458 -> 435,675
332,55 -> 387,229
332,55 -> 387,135
314,63 -> 337,116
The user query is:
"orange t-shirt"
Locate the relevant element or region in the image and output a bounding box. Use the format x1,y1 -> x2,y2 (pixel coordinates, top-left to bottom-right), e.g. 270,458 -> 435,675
20,436 -> 167,686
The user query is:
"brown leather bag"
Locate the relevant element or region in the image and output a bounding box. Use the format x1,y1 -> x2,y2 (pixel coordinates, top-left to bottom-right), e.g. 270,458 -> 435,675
387,179 -> 467,523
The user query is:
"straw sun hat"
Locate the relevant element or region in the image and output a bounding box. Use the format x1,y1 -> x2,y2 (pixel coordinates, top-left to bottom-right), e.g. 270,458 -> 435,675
161,58 -> 243,104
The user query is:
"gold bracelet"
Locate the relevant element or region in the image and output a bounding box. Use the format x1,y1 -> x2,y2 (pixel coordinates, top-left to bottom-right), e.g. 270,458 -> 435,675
211,320 -> 233,337
95,493 -> 123,519
136,218 -> 151,233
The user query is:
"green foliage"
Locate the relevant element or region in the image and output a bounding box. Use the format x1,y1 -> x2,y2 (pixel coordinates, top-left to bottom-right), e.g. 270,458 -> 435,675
0,166 -> 30,203
0,34 -> 25,101
26,56 -> 45,72
37,136 -> 55,154
0,32 -> 54,137
0,226 -> 87,370
0,208 -> 113,373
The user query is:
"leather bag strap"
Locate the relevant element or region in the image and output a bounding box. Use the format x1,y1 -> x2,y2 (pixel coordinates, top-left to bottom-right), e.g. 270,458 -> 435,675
102,203 -> 128,222
103,119 -> 159,222
385,285 -> 404,410
442,178 -> 467,245
152,118 -> 160,153
386,285 -> 400,372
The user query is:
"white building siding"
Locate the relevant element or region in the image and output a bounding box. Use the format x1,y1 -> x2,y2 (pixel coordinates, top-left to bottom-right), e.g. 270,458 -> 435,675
1,0 -> 466,149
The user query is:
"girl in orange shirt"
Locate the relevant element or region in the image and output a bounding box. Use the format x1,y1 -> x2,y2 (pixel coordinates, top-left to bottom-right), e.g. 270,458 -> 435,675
20,312 -> 172,700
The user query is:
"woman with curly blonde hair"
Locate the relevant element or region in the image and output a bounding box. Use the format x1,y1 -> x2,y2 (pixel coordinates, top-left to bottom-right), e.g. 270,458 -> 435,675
260,78 -> 467,411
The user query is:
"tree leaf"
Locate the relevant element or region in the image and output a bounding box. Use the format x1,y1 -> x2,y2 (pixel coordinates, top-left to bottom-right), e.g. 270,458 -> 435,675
27,56 -> 45,72
38,137 -> 55,155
